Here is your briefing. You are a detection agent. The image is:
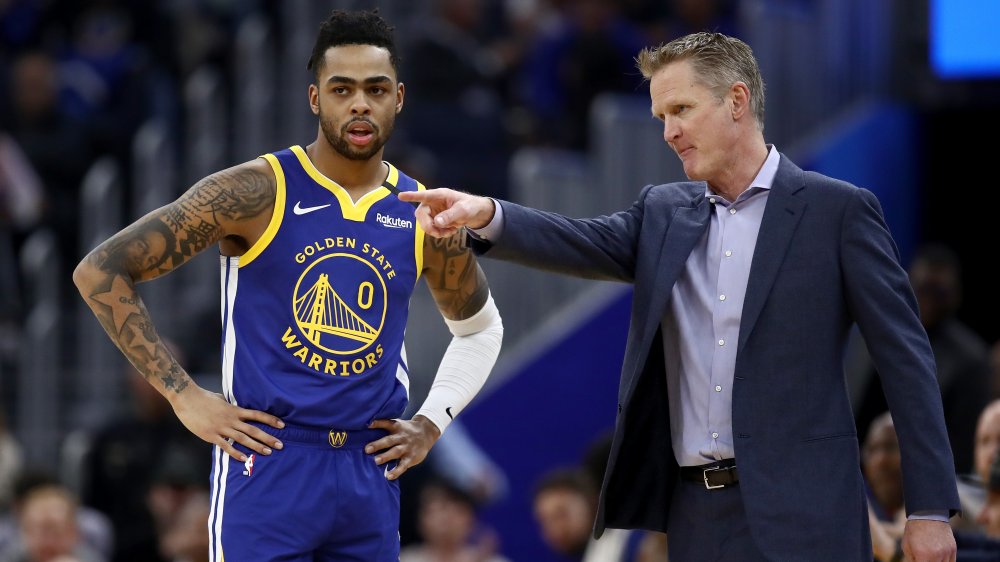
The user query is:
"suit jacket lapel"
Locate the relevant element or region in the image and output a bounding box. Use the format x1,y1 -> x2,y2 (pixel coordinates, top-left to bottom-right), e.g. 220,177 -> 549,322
738,166 -> 807,352
643,195 -> 712,344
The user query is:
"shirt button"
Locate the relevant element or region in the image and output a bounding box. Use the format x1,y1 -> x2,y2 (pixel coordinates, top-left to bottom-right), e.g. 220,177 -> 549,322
715,385 -> 722,392
729,208 -> 737,215
718,339 -> 725,346
709,197 -> 716,204
712,432 -> 719,439
719,294 -> 726,301
725,250 -> 733,257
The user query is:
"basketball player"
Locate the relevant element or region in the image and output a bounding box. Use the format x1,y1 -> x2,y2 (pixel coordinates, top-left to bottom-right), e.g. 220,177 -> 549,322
73,10 -> 503,561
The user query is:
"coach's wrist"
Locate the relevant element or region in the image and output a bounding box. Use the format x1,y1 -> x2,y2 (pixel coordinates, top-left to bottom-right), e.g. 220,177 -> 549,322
467,197 -> 496,230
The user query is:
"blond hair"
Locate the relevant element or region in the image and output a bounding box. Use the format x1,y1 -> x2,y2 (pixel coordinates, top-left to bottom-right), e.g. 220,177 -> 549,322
637,32 -> 766,131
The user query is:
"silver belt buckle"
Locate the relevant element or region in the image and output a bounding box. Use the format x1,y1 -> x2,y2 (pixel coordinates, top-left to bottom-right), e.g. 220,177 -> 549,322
703,466 -> 727,490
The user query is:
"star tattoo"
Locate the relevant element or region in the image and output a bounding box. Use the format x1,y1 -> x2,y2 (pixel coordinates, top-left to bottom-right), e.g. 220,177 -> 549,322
90,276 -> 139,334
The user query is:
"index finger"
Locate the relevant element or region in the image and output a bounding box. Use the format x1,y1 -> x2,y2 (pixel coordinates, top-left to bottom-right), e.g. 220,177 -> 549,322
239,407 -> 285,430
368,418 -> 399,431
397,190 -> 431,203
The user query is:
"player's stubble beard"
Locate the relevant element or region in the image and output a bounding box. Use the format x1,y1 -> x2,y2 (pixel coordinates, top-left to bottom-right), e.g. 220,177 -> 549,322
319,108 -> 395,162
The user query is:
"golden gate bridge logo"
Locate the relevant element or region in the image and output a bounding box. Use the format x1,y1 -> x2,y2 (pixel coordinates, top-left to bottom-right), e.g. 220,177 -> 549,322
291,253 -> 387,355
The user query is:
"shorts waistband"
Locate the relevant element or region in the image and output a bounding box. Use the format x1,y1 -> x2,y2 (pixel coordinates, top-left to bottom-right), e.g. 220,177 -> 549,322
250,421 -> 387,450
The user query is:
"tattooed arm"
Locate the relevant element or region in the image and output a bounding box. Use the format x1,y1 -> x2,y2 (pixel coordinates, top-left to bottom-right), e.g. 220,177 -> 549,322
422,231 -> 490,321
366,231 -> 502,480
73,159 -> 285,461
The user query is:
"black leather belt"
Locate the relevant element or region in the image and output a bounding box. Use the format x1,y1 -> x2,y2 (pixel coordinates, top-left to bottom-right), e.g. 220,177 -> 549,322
679,459 -> 738,490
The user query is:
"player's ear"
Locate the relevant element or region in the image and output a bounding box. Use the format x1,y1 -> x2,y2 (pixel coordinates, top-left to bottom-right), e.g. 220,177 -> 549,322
308,83 -> 320,116
396,81 -> 404,114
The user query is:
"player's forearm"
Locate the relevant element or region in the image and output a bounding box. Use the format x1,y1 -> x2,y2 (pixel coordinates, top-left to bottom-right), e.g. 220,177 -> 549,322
416,294 -> 503,432
73,257 -> 195,402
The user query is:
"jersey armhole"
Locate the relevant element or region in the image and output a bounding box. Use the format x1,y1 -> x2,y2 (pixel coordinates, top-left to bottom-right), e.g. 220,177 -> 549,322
239,154 -> 285,268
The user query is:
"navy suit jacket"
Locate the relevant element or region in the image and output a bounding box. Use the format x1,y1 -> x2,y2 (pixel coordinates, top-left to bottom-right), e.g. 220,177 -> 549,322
473,154 -> 961,559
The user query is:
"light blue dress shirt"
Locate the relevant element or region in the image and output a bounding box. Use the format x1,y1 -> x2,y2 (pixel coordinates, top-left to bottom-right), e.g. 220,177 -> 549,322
662,145 -> 778,466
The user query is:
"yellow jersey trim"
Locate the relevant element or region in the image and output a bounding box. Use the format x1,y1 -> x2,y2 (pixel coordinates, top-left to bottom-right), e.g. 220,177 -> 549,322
290,145 -> 392,222
239,154 -> 285,268
414,181 -> 426,282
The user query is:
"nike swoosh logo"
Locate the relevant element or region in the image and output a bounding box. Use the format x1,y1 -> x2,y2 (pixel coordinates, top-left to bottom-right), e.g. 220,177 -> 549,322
384,465 -> 392,479
293,201 -> 332,215
446,407 -> 454,420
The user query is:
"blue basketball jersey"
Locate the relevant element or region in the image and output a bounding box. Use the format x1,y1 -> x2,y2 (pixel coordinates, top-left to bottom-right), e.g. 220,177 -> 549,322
218,145 -> 424,429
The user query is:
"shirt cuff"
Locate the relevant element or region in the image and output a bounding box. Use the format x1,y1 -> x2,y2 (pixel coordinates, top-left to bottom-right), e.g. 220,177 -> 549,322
907,511 -> 950,522
468,199 -> 503,241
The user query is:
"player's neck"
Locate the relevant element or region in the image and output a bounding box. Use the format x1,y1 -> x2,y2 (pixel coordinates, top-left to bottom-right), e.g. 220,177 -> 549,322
305,141 -> 387,199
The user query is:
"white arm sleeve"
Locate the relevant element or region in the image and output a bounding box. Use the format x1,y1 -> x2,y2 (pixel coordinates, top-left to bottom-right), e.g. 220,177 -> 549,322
415,293 -> 503,434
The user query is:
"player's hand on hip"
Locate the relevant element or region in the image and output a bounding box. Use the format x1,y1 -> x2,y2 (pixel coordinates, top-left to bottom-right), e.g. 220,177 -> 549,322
396,188 -> 495,238
170,385 -> 285,461
902,519 -> 956,562
365,416 -> 441,480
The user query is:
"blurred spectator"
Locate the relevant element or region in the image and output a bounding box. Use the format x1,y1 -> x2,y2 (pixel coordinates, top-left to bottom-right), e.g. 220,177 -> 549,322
155,490 -> 209,562
976,451 -> 1000,538
145,441 -> 211,562
520,0 -> 647,150
0,483 -> 105,562
0,50 -> 95,259
862,412 -> 904,524
0,472 -> 111,559
876,452 -> 1000,561
975,402 -> 1000,499
532,466 -> 648,562
854,243 -> 990,474
77,340 -> 209,562
953,400 -> 1000,535
532,468 -> 595,560
399,477 -> 508,562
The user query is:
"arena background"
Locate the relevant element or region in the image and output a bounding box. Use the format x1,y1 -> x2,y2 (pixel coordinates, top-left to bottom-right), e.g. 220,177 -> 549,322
1,0 -> 998,560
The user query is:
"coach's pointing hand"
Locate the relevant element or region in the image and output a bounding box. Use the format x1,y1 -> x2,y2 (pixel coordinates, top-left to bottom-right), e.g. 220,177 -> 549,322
397,188 -> 495,238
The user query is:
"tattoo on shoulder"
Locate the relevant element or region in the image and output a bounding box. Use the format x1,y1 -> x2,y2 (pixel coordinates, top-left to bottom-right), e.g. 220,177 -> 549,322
91,166 -> 274,278
425,232 -> 489,320
176,166 -> 275,225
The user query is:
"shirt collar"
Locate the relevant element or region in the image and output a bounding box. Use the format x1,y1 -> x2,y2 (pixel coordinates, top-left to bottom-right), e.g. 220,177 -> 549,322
704,145 -> 780,204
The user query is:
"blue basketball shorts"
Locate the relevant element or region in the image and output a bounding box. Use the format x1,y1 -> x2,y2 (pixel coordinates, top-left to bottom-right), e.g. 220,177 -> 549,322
207,423 -> 400,561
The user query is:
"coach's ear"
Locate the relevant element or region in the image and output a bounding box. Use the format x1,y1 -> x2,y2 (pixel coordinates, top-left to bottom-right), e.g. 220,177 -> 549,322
729,81 -> 750,122
395,81 -> 404,114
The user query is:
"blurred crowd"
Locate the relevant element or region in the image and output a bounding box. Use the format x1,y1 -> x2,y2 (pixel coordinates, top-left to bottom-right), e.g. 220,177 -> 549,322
0,0 -> 742,403
2,0 -> 999,561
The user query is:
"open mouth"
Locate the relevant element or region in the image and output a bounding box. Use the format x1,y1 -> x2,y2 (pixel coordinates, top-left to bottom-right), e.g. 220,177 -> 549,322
345,121 -> 375,146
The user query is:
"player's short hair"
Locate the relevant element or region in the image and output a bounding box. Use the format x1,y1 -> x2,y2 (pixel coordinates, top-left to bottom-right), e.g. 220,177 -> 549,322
637,32 -> 765,131
307,9 -> 401,80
